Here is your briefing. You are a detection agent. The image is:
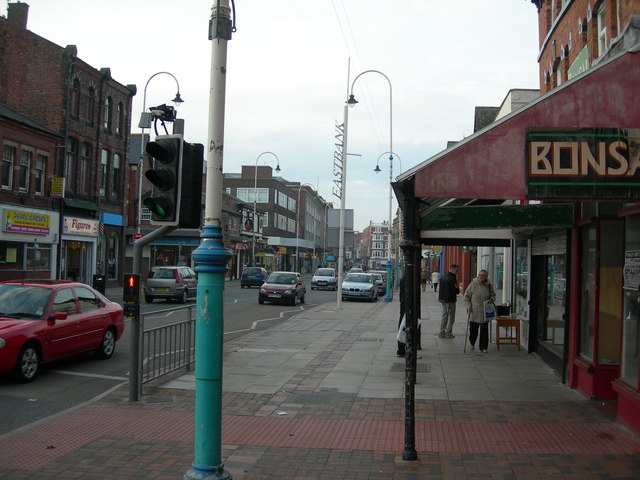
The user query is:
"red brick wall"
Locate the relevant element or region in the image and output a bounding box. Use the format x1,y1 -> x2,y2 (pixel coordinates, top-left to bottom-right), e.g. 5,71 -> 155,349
535,0 -> 639,93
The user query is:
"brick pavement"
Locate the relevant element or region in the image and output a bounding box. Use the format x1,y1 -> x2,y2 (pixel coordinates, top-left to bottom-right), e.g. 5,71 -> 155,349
1,292 -> 640,479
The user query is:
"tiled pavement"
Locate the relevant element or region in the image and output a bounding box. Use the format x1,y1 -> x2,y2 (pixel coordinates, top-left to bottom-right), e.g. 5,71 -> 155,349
1,290 -> 640,479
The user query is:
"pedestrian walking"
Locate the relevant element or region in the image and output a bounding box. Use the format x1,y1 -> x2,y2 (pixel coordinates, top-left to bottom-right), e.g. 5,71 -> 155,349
431,270 -> 440,292
464,269 -> 496,352
437,264 -> 459,338
420,268 -> 427,292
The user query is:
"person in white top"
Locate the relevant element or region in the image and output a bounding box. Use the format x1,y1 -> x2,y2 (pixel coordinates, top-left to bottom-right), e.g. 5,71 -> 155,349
431,271 -> 440,292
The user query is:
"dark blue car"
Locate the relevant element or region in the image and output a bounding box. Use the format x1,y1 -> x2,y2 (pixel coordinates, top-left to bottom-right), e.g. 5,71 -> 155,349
241,267 -> 268,288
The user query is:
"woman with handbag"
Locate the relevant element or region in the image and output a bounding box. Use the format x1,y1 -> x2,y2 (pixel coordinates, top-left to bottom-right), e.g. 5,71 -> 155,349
463,270 -> 496,352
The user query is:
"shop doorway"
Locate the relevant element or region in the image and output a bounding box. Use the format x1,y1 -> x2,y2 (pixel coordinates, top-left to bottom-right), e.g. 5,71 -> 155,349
61,240 -> 92,283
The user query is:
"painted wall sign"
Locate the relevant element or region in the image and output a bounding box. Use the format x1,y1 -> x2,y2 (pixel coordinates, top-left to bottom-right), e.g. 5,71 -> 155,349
526,128 -> 640,199
3,209 -> 51,234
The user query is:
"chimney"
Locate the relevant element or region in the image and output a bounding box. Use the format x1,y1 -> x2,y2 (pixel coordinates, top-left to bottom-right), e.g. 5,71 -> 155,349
7,2 -> 29,29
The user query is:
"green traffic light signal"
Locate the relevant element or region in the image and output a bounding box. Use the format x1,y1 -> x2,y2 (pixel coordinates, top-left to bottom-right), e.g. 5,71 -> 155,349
143,135 -> 183,225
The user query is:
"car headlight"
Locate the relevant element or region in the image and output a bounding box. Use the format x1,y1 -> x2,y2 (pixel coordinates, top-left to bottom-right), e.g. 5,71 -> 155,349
260,288 -> 266,293
284,290 -> 292,294
0,338 -> 6,349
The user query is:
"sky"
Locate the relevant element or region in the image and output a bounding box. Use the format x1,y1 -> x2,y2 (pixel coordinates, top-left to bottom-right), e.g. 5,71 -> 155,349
3,0 -> 541,231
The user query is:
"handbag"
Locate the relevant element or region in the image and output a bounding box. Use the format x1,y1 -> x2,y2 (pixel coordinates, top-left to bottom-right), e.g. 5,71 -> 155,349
396,316 -> 407,344
484,300 -> 496,321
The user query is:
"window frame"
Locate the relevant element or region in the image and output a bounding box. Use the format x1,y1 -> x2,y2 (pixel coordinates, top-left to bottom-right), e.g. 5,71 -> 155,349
19,149 -> 31,193
2,145 -> 15,190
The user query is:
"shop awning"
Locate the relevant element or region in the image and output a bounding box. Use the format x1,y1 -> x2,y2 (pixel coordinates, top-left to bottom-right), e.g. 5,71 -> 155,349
399,49 -> 640,201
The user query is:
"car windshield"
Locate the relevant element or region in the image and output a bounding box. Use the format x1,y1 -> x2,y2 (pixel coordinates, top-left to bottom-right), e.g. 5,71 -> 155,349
245,268 -> 264,274
0,284 -> 53,320
315,269 -> 334,277
267,273 -> 296,284
371,274 -> 382,282
344,274 -> 372,284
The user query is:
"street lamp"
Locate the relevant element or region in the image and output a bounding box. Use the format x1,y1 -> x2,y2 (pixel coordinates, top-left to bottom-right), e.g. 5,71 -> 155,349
251,152 -> 280,267
137,71 -> 184,235
375,151 -> 402,287
296,183 -> 314,272
348,70 -> 394,302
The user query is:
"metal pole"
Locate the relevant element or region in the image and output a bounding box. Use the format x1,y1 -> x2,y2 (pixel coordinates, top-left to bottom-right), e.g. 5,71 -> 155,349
183,1 -> 232,479
251,152 -> 279,267
336,103 -> 349,309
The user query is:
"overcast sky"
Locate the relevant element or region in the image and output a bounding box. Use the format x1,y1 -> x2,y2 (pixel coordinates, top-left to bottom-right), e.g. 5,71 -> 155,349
4,0 -> 540,231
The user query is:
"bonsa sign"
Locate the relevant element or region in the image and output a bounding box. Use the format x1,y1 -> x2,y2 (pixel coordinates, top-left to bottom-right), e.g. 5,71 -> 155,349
526,128 -> 640,199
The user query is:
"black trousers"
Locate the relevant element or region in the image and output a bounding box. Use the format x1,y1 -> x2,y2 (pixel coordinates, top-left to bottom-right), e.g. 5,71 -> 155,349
469,321 -> 489,350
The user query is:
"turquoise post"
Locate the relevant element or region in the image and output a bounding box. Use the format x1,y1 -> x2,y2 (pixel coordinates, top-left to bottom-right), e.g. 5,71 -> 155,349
183,225 -> 232,480
384,260 -> 393,302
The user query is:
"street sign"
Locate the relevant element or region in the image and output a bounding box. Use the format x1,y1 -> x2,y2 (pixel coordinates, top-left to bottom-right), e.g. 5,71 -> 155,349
133,233 -> 144,240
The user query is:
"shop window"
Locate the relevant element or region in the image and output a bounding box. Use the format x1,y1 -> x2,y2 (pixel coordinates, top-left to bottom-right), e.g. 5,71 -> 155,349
2,145 -> 15,190
622,216 -> 640,388
107,232 -> 118,280
515,239 -> 529,320
597,5 -> 607,57
598,220 -> 624,365
580,224 -> 597,360
70,79 -> 80,118
26,243 -> 51,271
0,241 -> 22,270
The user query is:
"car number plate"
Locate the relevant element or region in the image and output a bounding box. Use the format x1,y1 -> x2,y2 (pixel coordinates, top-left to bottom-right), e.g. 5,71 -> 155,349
155,288 -> 169,292
268,293 -> 281,298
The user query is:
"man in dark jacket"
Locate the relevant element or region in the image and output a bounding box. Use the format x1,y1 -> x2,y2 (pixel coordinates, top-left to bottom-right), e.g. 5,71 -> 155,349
438,264 -> 460,338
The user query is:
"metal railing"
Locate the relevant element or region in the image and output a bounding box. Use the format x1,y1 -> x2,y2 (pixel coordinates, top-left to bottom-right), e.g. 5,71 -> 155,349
139,304 -> 196,388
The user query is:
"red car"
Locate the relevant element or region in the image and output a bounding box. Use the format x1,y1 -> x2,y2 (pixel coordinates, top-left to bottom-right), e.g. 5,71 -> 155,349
258,271 -> 306,306
0,280 -> 125,382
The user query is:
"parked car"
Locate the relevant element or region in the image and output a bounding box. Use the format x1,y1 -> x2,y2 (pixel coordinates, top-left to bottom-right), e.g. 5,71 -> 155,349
144,266 -> 198,303
311,268 -> 338,290
370,273 -> 386,295
0,280 -> 125,382
241,267 -> 268,288
341,273 -> 378,302
259,271 -> 306,306
369,270 -> 388,294
349,267 -> 364,273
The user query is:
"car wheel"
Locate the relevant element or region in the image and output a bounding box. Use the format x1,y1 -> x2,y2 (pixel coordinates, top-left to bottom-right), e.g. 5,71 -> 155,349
145,296 -> 153,303
95,328 -> 116,359
300,292 -> 305,304
241,284 -> 245,289
179,289 -> 188,304
289,295 -> 296,306
14,343 -> 39,382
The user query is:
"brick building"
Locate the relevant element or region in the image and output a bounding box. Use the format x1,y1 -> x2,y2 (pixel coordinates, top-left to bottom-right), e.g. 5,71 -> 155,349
0,3 -> 136,286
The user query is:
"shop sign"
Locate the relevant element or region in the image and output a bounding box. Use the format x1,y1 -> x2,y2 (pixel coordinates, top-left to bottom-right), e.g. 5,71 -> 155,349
3,209 -> 50,234
567,45 -> 589,81
526,128 -> 640,199
63,217 -> 99,236
51,177 -> 65,198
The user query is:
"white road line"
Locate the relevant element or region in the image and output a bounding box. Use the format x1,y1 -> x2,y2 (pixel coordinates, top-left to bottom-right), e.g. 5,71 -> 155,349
48,370 -> 129,381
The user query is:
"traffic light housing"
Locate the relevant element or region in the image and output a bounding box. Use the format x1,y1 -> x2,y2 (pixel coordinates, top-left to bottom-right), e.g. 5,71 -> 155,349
144,134 -> 183,226
179,142 -> 204,228
123,273 -> 141,303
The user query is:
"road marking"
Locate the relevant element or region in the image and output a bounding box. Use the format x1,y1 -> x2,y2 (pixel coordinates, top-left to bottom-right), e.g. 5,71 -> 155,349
48,370 -> 129,381
224,304 -> 318,335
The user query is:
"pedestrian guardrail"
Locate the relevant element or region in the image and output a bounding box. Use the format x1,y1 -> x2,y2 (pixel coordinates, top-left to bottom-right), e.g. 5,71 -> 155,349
139,304 -> 196,388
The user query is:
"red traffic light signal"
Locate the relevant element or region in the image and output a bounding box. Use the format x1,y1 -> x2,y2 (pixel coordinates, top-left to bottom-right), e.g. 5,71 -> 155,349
123,273 -> 141,303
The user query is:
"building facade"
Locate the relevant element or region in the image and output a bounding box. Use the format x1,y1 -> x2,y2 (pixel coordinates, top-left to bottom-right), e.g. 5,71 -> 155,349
0,3 -> 136,287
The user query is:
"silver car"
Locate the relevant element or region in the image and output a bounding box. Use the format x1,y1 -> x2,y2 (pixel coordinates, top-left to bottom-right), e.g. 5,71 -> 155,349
143,266 -> 198,303
311,268 -> 337,290
341,273 -> 378,302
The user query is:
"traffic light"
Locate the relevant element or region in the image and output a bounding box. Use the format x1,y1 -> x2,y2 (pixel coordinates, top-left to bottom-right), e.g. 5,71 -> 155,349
123,273 -> 141,303
179,141 -> 204,228
143,134 -> 183,226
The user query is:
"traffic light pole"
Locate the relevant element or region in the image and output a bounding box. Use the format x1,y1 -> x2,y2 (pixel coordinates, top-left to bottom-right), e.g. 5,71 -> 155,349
183,2 -> 233,480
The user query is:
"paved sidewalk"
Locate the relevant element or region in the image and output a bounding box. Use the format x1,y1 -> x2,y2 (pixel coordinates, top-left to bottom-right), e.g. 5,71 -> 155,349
1,291 -> 639,479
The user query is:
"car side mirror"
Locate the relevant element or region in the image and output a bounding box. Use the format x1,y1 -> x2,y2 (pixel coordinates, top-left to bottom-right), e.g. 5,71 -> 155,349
49,312 -> 68,324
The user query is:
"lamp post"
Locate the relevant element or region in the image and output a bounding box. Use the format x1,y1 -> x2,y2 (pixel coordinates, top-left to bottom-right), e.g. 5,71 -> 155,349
137,71 -> 183,235
347,70 -> 394,302
375,151 -> 402,288
183,2 -> 232,479
295,183 -> 314,272
251,152 -> 280,267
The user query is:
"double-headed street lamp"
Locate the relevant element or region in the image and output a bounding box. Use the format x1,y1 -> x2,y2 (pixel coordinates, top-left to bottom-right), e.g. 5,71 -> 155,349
251,152 -> 280,266
375,151 -> 402,286
137,72 -> 184,235
347,70 -> 394,302
295,183 -> 315,272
